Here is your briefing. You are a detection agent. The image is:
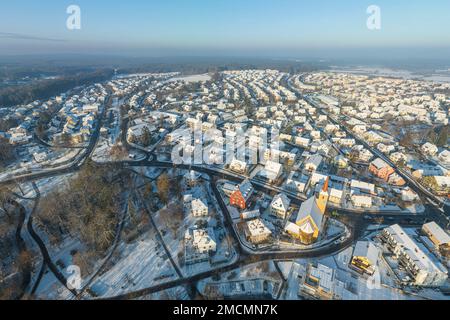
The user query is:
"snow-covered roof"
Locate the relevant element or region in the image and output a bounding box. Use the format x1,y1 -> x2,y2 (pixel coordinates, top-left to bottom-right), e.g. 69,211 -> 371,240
423,222 -> 450,246
246,219 -> 272,237
353,241 -> 379,265
271,193 -> 290,212
296,196 -> 323,231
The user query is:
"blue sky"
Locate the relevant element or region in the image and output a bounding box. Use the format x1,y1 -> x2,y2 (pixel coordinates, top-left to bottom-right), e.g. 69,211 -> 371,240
1,0 -> 450,58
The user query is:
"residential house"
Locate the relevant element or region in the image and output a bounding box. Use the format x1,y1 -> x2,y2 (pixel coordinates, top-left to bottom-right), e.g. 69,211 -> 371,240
245,219 -> 272,244
270,193 -> 291,219
350,241 -> 380,275
230,179 -> 254,210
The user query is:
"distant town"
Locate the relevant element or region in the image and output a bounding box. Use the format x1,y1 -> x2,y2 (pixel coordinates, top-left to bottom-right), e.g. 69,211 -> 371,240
1,68 -> 449,300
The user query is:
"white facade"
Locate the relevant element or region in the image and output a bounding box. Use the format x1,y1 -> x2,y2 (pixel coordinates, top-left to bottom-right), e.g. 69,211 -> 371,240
382,224 -> 448,287
270,193 -> 291,219
191,198 -> 209,217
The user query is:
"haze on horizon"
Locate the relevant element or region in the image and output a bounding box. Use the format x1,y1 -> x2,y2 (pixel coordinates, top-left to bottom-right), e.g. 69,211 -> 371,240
1,0 -> 450,61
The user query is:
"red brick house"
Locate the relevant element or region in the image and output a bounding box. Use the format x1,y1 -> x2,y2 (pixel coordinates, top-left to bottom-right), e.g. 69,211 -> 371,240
369,158 -> 405,186
229,179 -> 254,210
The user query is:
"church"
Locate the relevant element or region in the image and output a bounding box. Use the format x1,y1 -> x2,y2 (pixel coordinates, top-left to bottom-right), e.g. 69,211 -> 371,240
286,178 -> 329,245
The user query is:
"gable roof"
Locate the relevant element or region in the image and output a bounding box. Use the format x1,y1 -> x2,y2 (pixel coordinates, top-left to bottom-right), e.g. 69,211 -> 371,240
235,179 -> 254,200
271,193 -> 291,211
296,196 -> 324,231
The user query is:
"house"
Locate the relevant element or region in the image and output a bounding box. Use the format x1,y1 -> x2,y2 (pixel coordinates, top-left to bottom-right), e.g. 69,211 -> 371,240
285,172 -> 309,194
358,148 -> 374,162
186,117 -> 201,129
294,136 -> 310,147
270,193 -> 291,219
350,180 -> 375,195
351,194 -> 372,208
33,152 -> 48,163
310,131 -> 321,140
377,143 -> 395,155
240,210 -> 261,220
9,133 -> 32,145
369,158 -> 405,186
401,188 -> 419,202
422,222 -> 450,258
304,154 -> 323,172
185,228 -> 216,254
328,188 -> 343,205
369,158 -> 394,181
390,152 -> 407,165
438,150 -> 450,164
127,123 -> 156,142
258,160 -> 283,183
310,172 -> 328,186
230,179 -> 254,210
421,142 -> 439,156
82,103 -> 100,114
364,131 -> 384,145
350,241 -> 380,275
334,155 -> 348,169
324,124 -> 339,134
352,124 -> 367,134
245,219 -> 272,244
191,198 -> 209,217
229,158 -> 248,174
289,179 -> 329,244
338,138 -> 356,148
263,149 -> 297,165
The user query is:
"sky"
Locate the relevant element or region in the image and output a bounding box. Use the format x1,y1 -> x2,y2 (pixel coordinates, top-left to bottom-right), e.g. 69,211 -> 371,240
1,0 -> 450,59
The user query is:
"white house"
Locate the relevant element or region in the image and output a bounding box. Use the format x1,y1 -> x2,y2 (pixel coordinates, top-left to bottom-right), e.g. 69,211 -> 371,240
191,198 -> 209,217
351,194 -> 372,208
229,158 -> 248,174
438,150 -> 450,163
258,160 -> 283,182
421,142 -> 439,156
270,193 -> 291,219
305,154 -> 323,172
186,228 -> 217,254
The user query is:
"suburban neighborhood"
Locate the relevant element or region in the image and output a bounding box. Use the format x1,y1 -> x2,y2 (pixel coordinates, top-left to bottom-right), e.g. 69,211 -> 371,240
1,68 -> 449,302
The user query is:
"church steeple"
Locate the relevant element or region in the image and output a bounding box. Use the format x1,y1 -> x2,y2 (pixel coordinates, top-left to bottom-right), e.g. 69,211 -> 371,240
317,177 -> 329,214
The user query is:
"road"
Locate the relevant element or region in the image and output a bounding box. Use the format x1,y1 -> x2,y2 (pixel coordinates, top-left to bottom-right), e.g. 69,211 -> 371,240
137,188 -> 184,279
25,183 -> 78,296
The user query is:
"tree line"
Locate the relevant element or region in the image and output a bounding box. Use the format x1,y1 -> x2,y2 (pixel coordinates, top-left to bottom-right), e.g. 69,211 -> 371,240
0,69 -> 114,108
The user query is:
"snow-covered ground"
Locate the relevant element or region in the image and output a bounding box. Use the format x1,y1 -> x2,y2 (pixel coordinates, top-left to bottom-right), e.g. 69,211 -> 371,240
169,74 -> 212,83
89,229 -> 179,298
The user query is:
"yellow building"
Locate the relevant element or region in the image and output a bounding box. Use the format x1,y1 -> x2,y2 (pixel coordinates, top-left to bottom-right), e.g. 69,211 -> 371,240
290,179 -> 329,244
350,241 -> 379,275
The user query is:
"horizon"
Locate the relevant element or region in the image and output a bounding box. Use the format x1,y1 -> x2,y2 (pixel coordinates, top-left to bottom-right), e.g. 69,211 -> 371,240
1,0 -> 450,61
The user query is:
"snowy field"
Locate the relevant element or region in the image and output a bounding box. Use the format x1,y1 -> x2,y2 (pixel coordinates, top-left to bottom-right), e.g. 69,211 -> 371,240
169,74 -> 212,83
89,229 -> 179,298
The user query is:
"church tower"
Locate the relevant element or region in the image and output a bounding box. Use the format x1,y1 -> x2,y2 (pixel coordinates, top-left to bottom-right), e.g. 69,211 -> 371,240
317,177 -> 329,214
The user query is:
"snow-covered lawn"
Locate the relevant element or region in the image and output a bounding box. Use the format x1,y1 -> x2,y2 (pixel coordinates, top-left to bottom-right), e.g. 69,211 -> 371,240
89,229 -> 178,298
